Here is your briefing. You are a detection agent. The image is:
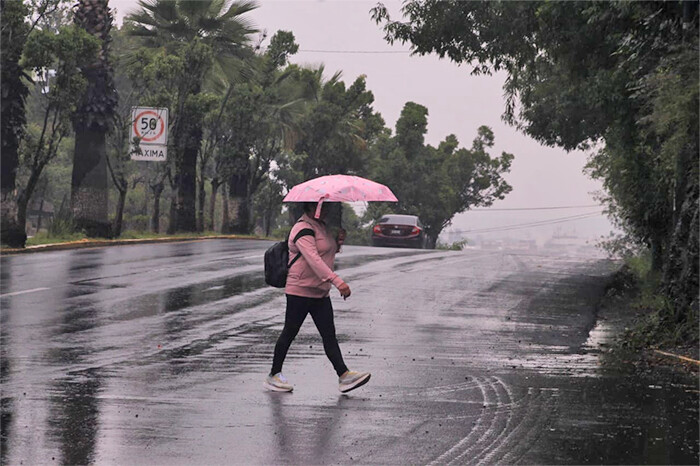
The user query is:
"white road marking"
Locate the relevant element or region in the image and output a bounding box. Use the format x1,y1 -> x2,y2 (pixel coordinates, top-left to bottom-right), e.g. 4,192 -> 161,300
0,287 -> 51,298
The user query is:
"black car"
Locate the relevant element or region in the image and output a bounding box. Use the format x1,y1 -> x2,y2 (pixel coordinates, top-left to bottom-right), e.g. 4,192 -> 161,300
371,214 -> 427,248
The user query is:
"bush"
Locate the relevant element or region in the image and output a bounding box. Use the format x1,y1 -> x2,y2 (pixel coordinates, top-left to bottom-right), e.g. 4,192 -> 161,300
49,201 -> 75,237
617,252 -> 699,349
271,226 -> 291,241
345,226 -> 371,246
436,239 -> 468,251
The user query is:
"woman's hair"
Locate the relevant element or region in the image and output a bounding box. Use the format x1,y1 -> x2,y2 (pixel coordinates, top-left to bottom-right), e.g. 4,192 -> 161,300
303,202 -> 318,215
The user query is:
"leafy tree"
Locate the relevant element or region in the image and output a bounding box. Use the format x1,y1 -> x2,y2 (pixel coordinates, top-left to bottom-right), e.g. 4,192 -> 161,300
70,0 -> 118,238
105,27 -> 143,237
373,0 -> 698,334
196,29 -> 297,233
291,71 -> 386,180
252,176 -> 284,236
1,0 -> 70,246
18,25 -> 101,241
1,0 -> 32,246
220,31 -> 305,233
369,102 -> 512,247
126,0 -> 258,233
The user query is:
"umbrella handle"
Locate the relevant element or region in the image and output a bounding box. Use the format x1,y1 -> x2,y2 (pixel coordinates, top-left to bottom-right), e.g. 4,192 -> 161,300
314,194 -> 330,219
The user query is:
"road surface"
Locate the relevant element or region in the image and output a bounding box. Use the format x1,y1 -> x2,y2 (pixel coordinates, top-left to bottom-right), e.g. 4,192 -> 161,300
1,240 -> 697,464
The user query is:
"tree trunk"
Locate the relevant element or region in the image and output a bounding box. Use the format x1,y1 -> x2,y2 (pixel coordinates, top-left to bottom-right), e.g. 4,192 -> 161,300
221,183 -> 230,234
197,174 -> 206,232
167,184 -> 178,234
208,178 -> 220,232
71,127 -> 111,237
151,182 -> 164,233
1,192 -> 25,247
173,123 -> 201,233
142,185 -> 149,217
37,198 -> 45,232
426,231 -> 439,249
226,173 -> 251,233
71,0 -> 116,239
650,236 -> 664,273
16,166 -> 44,239
113,188 -> 127,237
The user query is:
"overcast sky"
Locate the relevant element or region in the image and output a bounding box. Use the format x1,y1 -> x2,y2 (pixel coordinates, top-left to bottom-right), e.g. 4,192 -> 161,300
112,0 -> 615,244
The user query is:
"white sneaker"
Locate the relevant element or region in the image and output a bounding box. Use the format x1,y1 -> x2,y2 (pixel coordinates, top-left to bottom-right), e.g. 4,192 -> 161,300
338,370 -> 371,393
264,372 -> 293,392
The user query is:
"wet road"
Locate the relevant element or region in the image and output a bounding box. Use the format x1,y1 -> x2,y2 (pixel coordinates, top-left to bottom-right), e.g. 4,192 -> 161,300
1,240 -> 697,465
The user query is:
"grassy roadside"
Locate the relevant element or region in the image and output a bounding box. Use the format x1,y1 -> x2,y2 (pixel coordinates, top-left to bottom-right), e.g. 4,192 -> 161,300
1,231 -> 270,254
603,252 -> 699,372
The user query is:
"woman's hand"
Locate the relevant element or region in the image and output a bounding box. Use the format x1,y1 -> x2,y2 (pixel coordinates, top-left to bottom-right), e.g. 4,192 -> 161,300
338,282 -> 351,300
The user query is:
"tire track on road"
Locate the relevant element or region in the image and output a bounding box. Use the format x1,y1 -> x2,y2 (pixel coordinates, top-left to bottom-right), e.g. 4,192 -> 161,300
426,378 -> 553,466
428,377 -> 500,466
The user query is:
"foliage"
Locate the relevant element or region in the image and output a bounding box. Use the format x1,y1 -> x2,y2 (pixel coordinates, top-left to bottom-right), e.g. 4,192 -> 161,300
340,203 -> 371,246
289,72 -> 386,181
213,31 -> 307,233
125,0 -> 258,232
436,239 -> 468,251
8,0 -> 518,255
368,102 -> 513,247
72,0 -> 118,131
613,253 -> 698,350
373,0 -> 699,339
17,24 -> 100,241
1,0 -> 32,194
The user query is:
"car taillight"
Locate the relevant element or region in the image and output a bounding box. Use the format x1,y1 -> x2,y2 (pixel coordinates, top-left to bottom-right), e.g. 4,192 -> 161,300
373,225 -> 382,234
411,227 -> 420,235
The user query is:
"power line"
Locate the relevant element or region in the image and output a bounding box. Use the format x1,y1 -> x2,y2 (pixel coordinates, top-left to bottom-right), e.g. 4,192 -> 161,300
455,211 -> 604,235
460,212 -> 603,234
297,49 -> 409,54
468,204 -> 603,211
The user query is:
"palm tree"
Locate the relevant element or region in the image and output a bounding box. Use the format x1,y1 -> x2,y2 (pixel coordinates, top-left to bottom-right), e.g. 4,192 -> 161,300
70,0 -> 118,237
126,0 -> 258,232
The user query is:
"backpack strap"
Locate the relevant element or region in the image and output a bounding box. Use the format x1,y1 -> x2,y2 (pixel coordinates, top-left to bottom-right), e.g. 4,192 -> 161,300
288,225 -> 315,267
293,228 -> 315,243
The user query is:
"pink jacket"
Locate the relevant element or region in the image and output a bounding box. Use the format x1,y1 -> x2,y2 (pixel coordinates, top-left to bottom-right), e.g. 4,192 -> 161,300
285,213 -> 345,298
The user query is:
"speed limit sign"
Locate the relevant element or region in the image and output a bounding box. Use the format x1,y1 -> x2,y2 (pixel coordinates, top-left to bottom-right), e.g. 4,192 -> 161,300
130,107 -> 168,161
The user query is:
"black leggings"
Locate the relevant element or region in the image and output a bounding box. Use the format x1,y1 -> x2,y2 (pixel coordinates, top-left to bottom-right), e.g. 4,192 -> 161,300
271,294 -> 348,377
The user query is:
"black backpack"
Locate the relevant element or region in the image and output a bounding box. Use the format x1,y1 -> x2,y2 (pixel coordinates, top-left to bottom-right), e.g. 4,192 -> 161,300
264,226 -> 315,288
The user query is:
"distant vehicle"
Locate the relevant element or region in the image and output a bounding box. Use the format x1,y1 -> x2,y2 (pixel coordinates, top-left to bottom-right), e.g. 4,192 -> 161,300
371,214 -> 427,248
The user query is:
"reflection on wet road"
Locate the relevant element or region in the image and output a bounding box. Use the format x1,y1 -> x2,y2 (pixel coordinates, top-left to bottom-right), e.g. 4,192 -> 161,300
1,240 -> 697,464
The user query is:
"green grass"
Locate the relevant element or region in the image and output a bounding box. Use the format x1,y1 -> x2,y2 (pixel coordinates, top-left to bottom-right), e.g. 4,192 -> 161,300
117,230 -> 224,240
26,231 -> 87,246
17,230 -> 263,248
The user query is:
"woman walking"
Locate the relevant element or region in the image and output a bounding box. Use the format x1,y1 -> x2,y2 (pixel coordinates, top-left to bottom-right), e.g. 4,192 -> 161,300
264,202 -> 371,393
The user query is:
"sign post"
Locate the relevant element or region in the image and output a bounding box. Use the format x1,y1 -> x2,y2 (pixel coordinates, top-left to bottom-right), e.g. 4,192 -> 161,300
130,107 -> 168,162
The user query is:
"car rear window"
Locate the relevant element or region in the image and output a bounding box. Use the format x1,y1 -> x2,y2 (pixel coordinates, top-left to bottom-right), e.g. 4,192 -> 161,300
379,215 -> 418,225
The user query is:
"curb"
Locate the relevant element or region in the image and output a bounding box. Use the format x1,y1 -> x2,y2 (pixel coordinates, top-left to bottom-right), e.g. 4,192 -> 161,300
0,235 -> 271,255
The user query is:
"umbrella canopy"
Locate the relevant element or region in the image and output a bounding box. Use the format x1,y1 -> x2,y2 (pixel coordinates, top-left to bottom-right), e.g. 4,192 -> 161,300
283,175 -> 398,203
283,175 -> 398,218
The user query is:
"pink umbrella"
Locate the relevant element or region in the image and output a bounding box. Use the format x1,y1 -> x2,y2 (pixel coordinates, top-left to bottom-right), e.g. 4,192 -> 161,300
283,175 -> 398,218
